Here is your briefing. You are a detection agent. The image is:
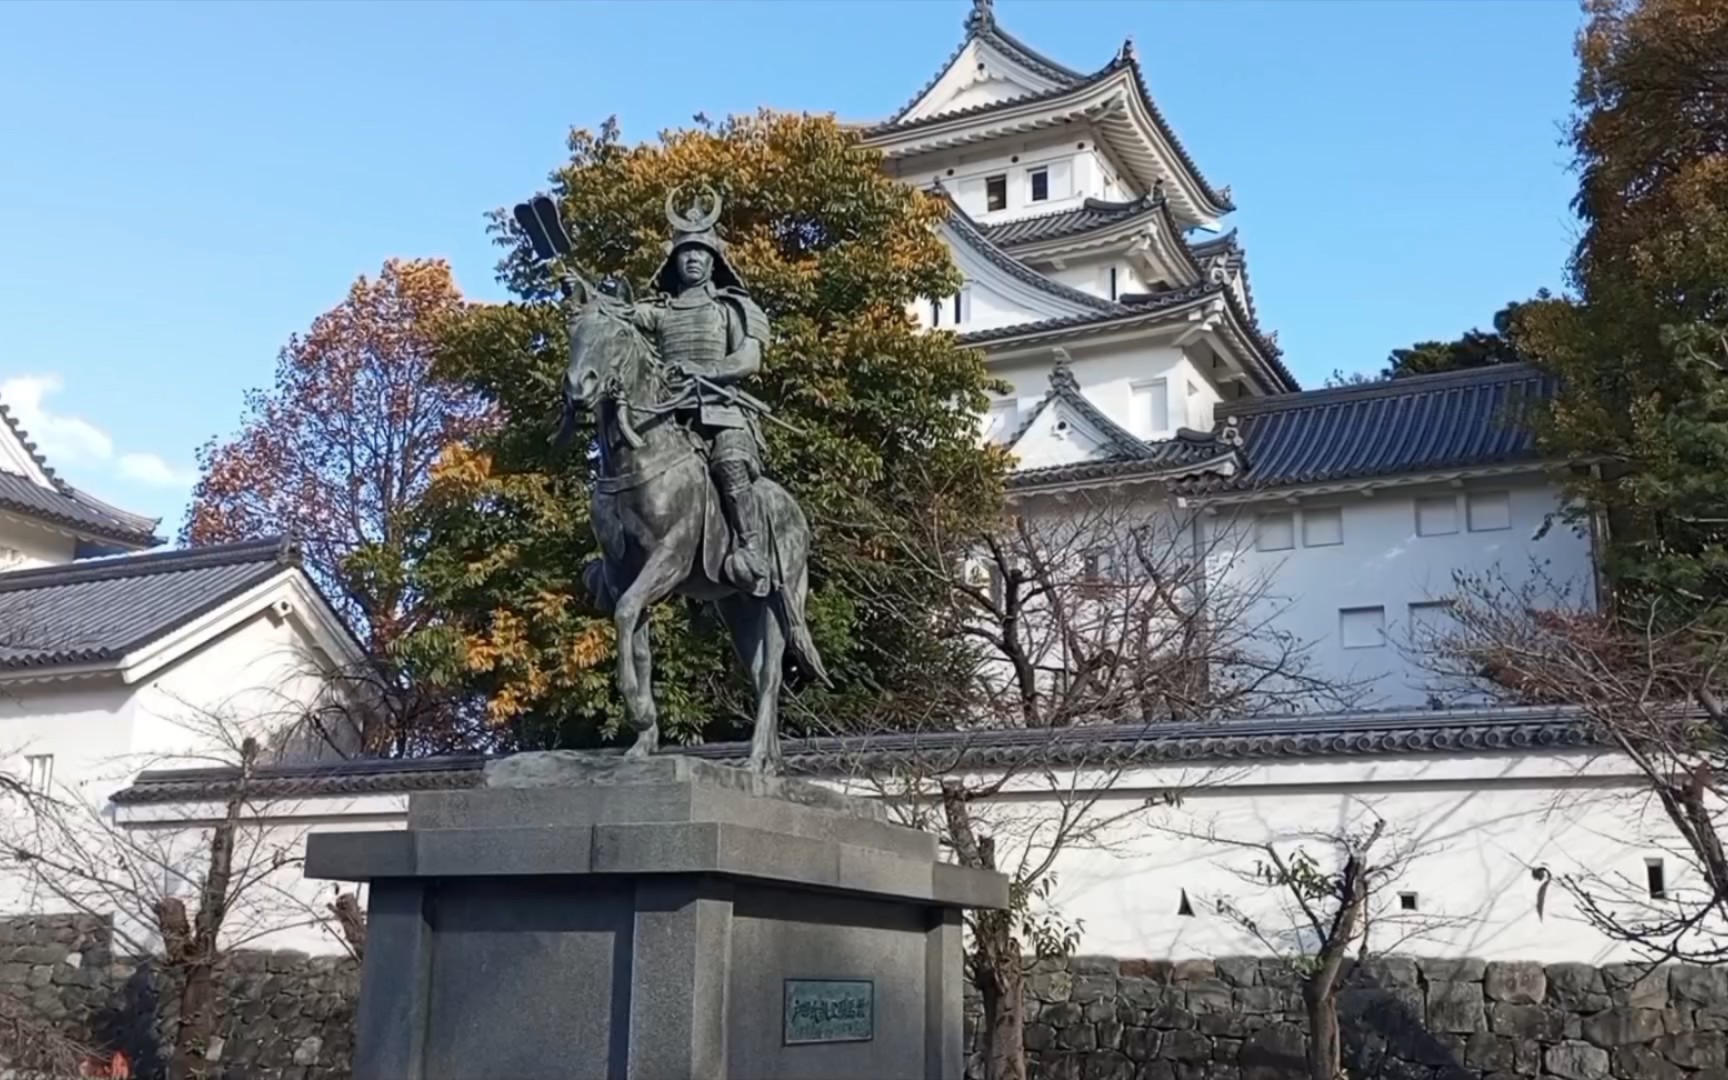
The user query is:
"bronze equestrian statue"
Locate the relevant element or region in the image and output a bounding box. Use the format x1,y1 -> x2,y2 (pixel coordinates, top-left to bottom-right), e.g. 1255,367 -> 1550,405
515,189 -> 827,773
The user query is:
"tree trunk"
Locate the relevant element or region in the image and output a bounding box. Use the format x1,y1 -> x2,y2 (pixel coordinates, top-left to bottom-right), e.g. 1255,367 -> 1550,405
977,915 -> 1026,1080
165,737 -> 256,1080
942,782 -> 1027,1080
1303,981 -> 1342,1080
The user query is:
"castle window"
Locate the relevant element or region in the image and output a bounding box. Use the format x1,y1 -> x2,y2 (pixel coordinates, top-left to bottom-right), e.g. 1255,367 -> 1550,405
1029,167 -> 1049,203
1340,606 -> 1386,649
986,174 -> 1007,212
1131,378 -> 1169,436
1109,266 -> 1118,301
1254,512 -> 1294,553
1415,495 -> 1459,537
1302,507 -> 1343,547
1467,490 -> 1511,532
929,298 -> 941,327
1646,858 -> 1667,900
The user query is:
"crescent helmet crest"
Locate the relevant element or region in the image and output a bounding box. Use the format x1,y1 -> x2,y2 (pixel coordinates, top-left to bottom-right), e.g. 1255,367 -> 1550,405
665,185 -> 723,233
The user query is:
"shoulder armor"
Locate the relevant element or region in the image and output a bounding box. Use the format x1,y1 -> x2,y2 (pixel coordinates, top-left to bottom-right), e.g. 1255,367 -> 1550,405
719,288 -> 771,345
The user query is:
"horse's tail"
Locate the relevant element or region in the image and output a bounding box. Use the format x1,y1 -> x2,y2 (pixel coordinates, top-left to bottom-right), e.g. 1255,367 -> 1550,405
765,496 -> 831,687
776,561 -> 831,687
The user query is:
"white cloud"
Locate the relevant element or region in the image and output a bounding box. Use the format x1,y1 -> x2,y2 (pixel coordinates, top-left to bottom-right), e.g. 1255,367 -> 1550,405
0,373 -> 194,497
0,374 -> 114,464
117,452 -> 196,489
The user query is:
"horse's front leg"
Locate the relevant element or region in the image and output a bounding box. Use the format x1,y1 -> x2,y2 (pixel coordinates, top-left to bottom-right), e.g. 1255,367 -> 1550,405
613,545 -> 687,757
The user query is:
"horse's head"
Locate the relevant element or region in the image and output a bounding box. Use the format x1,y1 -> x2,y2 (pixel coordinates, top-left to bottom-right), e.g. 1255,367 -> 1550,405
563,280 -> 645,416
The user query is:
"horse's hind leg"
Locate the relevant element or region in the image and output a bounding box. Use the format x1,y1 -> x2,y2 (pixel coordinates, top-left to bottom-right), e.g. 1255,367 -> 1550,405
720,596 -> 786,774
627,616 -> 657,757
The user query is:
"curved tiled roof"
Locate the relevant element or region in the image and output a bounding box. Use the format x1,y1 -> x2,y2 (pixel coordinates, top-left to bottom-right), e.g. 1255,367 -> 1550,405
872,21 -> 1232,217
884,0 -> 1085,127
108,706 -> 1607,805
0,398 -> 161,548
1208,363 -> 1550,493
941,193 -> 1124,314
0,472 -> 161,547
1007,430 -> 1238,491
981,196 -> 1165,248
0,538 -> 298,672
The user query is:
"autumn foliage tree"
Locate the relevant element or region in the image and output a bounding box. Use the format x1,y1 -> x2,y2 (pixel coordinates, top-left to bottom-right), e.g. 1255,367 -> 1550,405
1520,0 -> 1728,620
401,113 -> 1008,749
184,258 -> 494,654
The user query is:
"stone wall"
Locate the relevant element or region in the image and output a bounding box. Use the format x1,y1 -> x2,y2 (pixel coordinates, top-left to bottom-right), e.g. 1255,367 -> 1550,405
964,955 -> 1728,1080
0,913 -> 356,1079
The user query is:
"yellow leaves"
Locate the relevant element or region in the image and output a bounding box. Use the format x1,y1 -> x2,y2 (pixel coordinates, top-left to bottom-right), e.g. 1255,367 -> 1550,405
562,622 -> 614,677
430,443 -> 493,490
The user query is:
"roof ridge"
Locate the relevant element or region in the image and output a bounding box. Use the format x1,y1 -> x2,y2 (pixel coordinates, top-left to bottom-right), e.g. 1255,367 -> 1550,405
0,398 -> 70,495
884,1 -> 1088,127
1218,363 -> 1544,419
0,536 -> 296,594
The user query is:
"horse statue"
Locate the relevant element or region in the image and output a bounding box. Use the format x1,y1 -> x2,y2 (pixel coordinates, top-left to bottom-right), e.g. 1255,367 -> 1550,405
516,191 -> 827,773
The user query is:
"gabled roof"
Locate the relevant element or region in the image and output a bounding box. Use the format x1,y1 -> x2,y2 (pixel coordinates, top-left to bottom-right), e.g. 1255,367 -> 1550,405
866,9 -> 1232,227
0,537 -> 308,675
0,397 -> 160,549
1203,363 -> 1550,494
1008,428 -> 1240,492
1006,356 -> 1149,459
998,364 -> 1551,497
885,0 -> 1085,127
108,705 -> 1607,805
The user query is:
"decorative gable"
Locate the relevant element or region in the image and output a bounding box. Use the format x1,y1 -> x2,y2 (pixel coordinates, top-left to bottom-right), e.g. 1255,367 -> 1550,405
900,38 -> 1067,125
1008,396 -> 1126,470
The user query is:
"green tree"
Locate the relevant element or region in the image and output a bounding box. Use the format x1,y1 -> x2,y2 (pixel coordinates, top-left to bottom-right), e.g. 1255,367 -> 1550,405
402,112 -> 1008,749
1521,0 -> 1728,619
1380,294 -> 1549,380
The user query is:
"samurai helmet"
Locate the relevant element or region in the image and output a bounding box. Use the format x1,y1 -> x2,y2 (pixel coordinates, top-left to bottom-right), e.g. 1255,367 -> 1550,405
653,184 -> 746,292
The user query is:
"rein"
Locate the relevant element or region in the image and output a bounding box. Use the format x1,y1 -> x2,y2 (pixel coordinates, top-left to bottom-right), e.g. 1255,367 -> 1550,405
588,318 -> 704,494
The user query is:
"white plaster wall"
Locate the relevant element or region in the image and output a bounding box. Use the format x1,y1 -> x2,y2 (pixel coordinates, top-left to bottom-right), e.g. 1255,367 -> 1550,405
990,344 -> 1218,447
1043,260 -> 1147,303
131,596 -> 361,769
0,515 -> 79,569
972,752 -> 1690,964
899,129 -> 1128,224
1206,480 -> 1597,708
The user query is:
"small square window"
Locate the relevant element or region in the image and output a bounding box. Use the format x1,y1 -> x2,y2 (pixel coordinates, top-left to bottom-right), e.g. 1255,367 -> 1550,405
1340,606 -> 1386,649
24,754 -> 51,795
1029,168 -> 1049,202
1408,601 -> 1455,648
1081,548 -> 1116,584
1467,491 -> 1511,532
1254,513 -> 1294,552
1399,892 -> 1419,912
1302,507 -> 1343,547
1646,858 -> 1667,900
986,174 -> 1007,212
1415,495 -> 1459,537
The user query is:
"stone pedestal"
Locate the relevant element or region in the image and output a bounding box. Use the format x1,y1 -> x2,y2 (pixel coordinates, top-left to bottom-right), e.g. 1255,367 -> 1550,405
306,753 -> 1007,1080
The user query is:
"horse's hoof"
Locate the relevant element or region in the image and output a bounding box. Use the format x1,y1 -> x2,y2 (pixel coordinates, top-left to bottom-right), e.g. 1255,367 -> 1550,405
626,728 -> 659,758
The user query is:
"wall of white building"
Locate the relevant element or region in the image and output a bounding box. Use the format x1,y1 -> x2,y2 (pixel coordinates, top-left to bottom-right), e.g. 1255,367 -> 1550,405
0,515 -> 80,570
956,749 -> 1687,964
896,128 -> 1132,223
1203,478 -> 1596,708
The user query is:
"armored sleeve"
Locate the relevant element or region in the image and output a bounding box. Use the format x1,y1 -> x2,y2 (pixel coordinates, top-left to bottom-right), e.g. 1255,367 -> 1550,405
720,289 -> 771,351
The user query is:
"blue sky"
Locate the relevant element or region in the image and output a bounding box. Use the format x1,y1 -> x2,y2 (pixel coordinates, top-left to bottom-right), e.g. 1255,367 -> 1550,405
0,0 -> 1584,531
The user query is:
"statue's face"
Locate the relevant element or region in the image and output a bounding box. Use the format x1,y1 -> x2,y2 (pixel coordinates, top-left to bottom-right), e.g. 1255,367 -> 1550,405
676,246 -> 714,288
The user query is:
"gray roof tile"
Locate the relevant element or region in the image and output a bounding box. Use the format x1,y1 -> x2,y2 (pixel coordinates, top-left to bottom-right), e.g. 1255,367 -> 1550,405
0,400 -> 160,548
982,196 -> 1166,248
0,538 -> 298,671
109,706 -> 1604,804
0,472 -> 162,548
1209,363 -> 1550,492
